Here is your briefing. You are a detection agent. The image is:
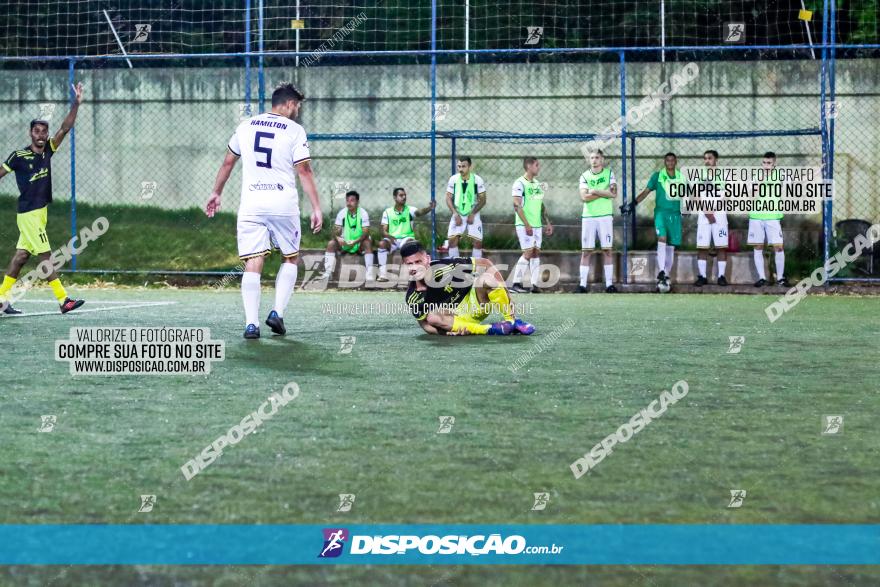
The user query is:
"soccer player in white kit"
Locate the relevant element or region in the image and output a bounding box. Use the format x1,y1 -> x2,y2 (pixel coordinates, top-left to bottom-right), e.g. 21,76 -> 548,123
205,83 -> 323,339
695,149 -> 729,286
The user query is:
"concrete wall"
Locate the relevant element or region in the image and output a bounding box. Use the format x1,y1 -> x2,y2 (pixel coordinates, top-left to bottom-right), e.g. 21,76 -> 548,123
0,59 -> 876,230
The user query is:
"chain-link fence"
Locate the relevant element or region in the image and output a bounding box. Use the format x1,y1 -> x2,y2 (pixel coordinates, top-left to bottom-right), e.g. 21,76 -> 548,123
0,2 -> 877,279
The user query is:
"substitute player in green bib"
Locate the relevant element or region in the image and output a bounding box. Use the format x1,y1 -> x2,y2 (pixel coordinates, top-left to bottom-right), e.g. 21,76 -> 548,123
377,187 -> 434,282
0,82 -> 86,315
444,156 -> 487,259
511,157 -> 553,293
321,190 -> 374,282
629,152 -> 684,290
748,151 -> 788,287
577,149 -> 617,293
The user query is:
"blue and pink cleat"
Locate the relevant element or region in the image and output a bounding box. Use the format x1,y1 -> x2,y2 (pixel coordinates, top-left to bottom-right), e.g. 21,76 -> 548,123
487,321 -> 514,335
512,318 -> 535,335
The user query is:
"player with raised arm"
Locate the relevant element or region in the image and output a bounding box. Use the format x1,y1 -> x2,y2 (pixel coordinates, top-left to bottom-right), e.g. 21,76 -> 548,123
445,156 -> 487,259
320,190 -> 374,282
205,83 -> 323,339
401,240 -> 534,336
626,152 -> 684,291
577,149 -> 617,293
695,149 -> 729,286
510,157 -> 553,293
376,187 -> 434,282
748,151 -> 789,287
0,83 -> 85,315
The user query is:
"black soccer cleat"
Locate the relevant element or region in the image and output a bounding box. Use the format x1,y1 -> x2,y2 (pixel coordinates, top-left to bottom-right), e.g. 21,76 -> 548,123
510,283 -> 529,293
574,285 -> 588,294
656,270 -> 666,282
694,276 -> 707,287
605,285 -> 618,293
60,298 -> 85,314
777,277 -> 791,287
717,275 -> 728,286
1,303 -> 22,315
243,324 -> 260,339
754,278 -> 767,287
530,286 -> 541,294
265,310 -> 286,336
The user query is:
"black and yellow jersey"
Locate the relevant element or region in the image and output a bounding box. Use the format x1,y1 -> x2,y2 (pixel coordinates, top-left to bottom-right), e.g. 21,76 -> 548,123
3,139 -> 57,213
405,257 -> 476,320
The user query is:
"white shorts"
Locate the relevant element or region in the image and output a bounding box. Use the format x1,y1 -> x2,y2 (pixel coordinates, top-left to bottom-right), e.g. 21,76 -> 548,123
237,215 -> 301,259
696,219 -> 730,249
447,213 -> 483,240
581,216 -> 613,250
747,219 -> 783,246
382,236 -> 415,252
515,225 -> 543,251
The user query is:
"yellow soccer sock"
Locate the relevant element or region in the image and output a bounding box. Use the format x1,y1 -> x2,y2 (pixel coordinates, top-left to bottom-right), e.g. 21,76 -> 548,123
48,278 -> 68,303
452,316 -> 490,335
487,286 -> 514,322
0,275 -> 16,301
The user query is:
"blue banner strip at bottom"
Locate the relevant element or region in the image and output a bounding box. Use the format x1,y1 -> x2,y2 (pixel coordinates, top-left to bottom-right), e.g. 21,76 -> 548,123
1,525 -> 878,565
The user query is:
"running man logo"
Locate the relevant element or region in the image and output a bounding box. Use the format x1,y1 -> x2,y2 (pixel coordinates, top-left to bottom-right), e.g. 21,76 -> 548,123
437,416 -> 455,434
38,103 -> 56,121
131,24 -> 151,43
724,22 -> 745,43
727,336 -> 745,354
825,101 -> 840,120
727,489 -> 746,508
39,415 -> 57,433
238,103 -> 253,121
336,494 -> 356,512
138,494 -> 156,513
524,26 -> 544,46
822,415 -> 844,435
630,257 -> 647,276
319,528 -> 349,558
141,181 -> 157,200
433,103 -> 449,121
338,336 -> 356,354
531,492 -> 550,511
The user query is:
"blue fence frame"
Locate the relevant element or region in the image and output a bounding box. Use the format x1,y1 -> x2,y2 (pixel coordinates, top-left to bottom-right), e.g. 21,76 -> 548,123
1,1 -> 876,280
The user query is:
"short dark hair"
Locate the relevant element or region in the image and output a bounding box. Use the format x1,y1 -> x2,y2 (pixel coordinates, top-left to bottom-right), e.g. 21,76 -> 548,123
393,187 -> 406,197
30,119 -> 49,131
345,190 -> 360,201
400,240 -> 424,259
763,151 -> 777,159
590,148 -> 605,157
704,149 -> 719,159
458,156 -> 472,165
523,156 -> 538,169
271,82 -> 305,107
664,152 -> 677,159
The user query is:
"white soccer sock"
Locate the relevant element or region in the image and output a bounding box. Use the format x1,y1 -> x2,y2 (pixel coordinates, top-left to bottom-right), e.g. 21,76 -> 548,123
241,272 -> 261,326
718,260 -> 727,278
448,246 -> 459,258
664,246 -> 675,275
529,257 -> 541,287
513,255 -> 528,284
472,248 -> 482,259
603,264 -> 613,287
754,249 -> 766,279
579,265 -> 589,287
775,251 -> 785,280
324,252 -> 336,276
378,249 -> 388,269
656,242 -> 666,274
274,263 -> 298,318
364,253 -> 375,279
697,259 -> 707,278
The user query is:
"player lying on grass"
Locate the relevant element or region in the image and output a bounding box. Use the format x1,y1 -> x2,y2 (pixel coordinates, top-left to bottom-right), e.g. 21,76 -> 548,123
205,82 -> 322,339
0,83 -> 86,315
401,240 -> 534,336
320,190 -> 374,281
